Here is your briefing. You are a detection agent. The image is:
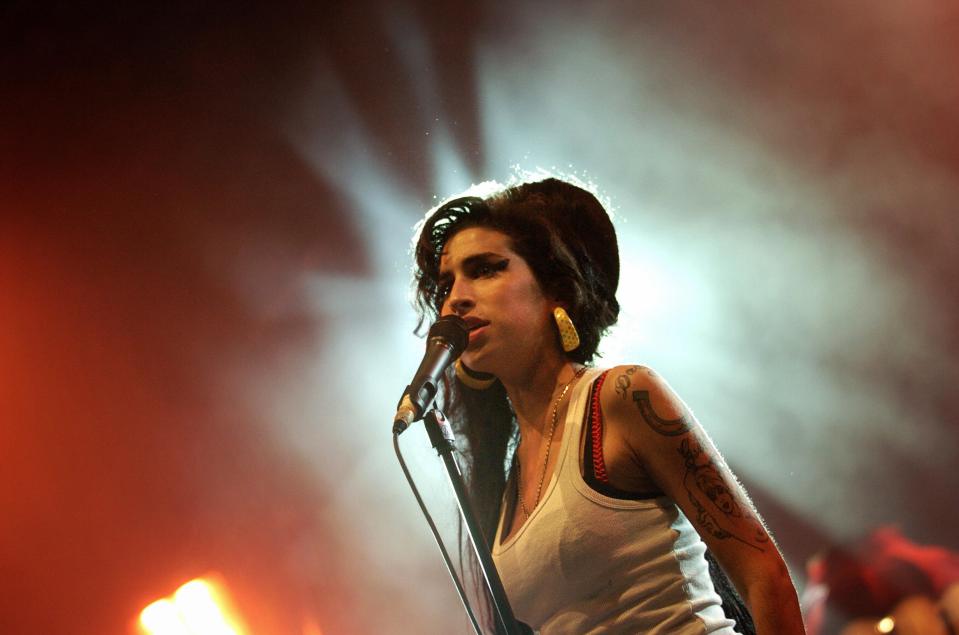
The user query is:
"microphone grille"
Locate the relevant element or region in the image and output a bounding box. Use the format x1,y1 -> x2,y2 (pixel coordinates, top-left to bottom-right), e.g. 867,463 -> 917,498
428,315 -> 469,355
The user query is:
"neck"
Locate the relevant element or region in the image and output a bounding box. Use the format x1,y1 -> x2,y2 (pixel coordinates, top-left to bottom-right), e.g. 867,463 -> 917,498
500,352 -> 582,435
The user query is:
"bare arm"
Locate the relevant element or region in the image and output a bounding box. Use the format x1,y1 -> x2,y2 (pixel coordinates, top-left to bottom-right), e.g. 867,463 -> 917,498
604,365 -> 805,635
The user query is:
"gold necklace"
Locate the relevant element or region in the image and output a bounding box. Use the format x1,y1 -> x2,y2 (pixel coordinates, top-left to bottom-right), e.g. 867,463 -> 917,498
517,365 -> 588,519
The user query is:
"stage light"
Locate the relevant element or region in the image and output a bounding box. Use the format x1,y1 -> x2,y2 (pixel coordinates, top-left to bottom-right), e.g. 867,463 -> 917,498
138,577 -> 248,635
139,600 -> 191,635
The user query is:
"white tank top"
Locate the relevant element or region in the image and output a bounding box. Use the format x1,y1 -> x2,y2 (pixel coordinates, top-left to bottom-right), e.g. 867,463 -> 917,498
492,368 -> 739,634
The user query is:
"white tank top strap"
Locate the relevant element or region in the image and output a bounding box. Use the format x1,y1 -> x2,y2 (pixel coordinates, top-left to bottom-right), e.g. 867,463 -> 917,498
493,366 -> 605,550
561,365 -> 606,468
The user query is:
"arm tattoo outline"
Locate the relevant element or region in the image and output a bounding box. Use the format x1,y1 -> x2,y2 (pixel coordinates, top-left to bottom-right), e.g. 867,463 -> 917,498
631,390 -> 692,436
614,366 -> 638,399
615,366 -> 659,400
678,437 -> 769,552
627,376 -> 769,551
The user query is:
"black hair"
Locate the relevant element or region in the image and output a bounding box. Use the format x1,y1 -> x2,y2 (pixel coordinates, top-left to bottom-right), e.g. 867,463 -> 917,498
414,179 -> 621,364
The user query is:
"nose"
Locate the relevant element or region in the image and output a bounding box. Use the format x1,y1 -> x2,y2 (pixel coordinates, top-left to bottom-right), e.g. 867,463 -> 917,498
442,278 -> 475,316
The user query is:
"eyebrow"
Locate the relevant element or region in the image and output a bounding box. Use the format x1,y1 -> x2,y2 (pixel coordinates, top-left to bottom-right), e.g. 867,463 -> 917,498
437,252 -> 505,283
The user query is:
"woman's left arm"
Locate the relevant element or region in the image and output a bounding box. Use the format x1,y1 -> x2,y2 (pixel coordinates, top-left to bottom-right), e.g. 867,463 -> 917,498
602,365 -> 805,635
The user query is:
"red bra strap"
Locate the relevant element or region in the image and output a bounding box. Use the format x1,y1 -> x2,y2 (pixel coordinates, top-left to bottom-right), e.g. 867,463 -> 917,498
590,370 -> 612,484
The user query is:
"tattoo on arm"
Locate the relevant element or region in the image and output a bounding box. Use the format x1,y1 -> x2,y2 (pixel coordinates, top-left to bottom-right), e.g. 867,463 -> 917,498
631,390 -> 692,436
678,438 -> 769,552
624,372 -> 768,550
614,366 -> 659,399
614,366 -> 638,399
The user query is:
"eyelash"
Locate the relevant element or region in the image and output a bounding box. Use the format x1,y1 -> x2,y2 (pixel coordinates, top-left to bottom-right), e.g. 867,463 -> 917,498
435,259 -> 508,305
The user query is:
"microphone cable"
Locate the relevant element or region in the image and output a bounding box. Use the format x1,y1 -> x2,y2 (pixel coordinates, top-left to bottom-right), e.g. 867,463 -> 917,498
393,432 -> 484,635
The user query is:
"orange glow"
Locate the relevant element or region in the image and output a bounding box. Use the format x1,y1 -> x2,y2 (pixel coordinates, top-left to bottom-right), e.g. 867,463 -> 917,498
138,576 -> 248,635
301,616 -> 324,635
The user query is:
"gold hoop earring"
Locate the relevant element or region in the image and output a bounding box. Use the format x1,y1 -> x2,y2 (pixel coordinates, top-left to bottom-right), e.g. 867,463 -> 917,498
553,307 -> 581,352
455,359 -> 497,390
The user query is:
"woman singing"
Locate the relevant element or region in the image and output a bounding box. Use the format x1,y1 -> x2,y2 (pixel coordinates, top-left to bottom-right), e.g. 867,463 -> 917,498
411,177 -> 804,634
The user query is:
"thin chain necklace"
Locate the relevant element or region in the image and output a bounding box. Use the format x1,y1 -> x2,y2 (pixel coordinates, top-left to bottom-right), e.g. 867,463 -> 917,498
517,365 -> 588,520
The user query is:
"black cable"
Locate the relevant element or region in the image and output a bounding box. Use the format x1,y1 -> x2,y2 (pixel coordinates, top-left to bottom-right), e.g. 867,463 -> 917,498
393,432 -> 484,635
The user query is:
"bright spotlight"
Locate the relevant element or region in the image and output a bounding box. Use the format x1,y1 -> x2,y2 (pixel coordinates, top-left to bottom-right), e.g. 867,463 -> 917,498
139,599 -> 191,635
138,576 -> 248,635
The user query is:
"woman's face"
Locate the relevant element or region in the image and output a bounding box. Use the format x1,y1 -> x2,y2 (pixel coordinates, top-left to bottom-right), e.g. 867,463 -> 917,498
438,226 -> 556,375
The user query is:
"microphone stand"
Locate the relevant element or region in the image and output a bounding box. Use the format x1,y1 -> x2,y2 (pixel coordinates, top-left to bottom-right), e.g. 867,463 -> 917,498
422,409 -> 524,635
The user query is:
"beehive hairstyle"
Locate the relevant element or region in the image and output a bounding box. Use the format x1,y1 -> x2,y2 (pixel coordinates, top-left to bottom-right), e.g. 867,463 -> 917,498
413,178 -> 620,364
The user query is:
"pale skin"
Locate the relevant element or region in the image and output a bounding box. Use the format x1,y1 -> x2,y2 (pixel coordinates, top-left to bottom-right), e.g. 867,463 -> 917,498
438,226 -> 805,634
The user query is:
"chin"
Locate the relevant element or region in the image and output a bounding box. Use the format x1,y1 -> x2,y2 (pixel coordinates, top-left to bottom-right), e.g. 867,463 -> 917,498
461,351 -> 495,375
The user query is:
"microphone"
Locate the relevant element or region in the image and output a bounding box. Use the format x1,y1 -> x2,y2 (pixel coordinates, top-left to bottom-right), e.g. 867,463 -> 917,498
393,315 -> 470,434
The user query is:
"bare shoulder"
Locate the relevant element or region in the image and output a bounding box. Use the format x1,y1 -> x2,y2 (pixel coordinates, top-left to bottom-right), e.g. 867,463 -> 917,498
600,364 -> 774,555
594,370 -> 800,626
600,364 -> 692,435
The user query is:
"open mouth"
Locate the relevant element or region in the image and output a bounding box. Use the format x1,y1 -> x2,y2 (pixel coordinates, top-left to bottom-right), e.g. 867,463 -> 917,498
464,319 -> 490,343
464,318 -> 490,332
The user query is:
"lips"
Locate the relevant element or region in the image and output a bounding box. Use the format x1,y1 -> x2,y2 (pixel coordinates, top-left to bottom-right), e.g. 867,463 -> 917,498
463,317 -> 490,332
463,317 -> 490,345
